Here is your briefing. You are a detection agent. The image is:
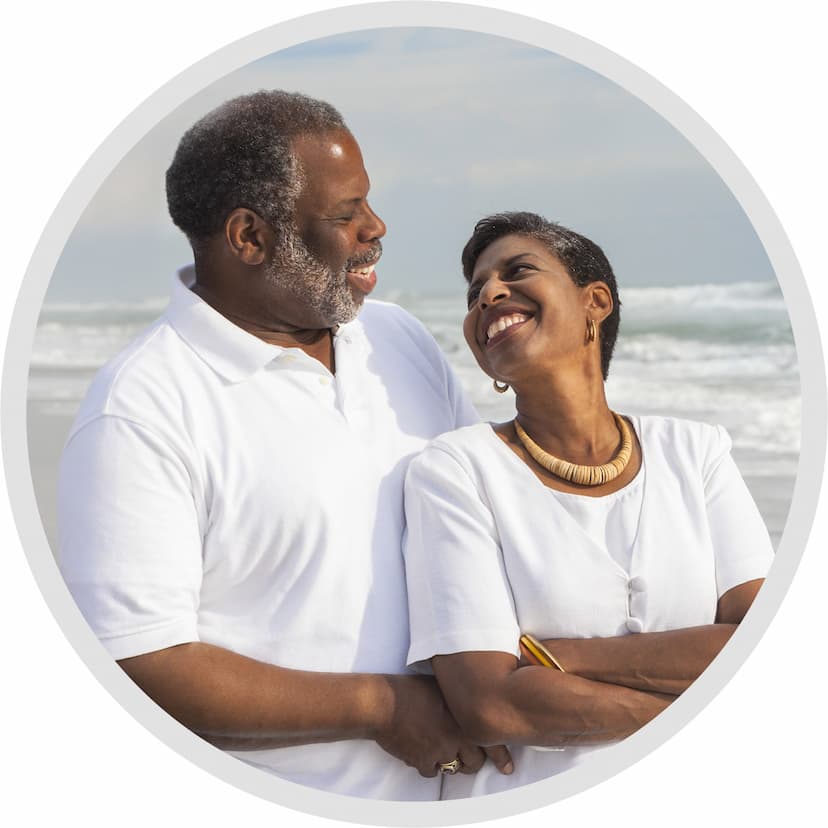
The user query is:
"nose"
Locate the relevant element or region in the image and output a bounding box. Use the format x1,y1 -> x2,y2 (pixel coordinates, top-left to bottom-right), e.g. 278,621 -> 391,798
478,276 -> 509,309
358,202 -> 386,242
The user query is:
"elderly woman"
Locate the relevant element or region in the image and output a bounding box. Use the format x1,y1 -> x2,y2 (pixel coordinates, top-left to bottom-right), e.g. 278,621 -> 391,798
403,212 -> 773,797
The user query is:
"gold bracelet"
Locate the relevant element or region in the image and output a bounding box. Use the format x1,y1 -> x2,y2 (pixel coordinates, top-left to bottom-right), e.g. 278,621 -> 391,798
519,633 -> 566,672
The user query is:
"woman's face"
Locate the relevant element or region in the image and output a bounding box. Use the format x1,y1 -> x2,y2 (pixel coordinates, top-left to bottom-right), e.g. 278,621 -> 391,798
463,234 -> 599,384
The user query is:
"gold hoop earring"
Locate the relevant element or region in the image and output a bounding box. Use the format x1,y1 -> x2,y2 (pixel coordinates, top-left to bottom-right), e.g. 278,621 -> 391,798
493,379 -> 510,394
586,318 -> 597,343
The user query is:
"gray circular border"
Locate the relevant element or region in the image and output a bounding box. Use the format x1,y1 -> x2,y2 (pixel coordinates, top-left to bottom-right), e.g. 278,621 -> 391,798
3,2 -> 824,825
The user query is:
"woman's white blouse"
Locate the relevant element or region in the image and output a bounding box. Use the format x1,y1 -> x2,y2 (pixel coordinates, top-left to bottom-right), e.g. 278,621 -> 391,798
547,470 -> 645,574
403,416 -> 774,797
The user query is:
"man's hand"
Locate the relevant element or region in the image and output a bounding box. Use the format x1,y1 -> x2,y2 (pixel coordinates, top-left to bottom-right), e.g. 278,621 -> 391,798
374,675 -> 513,777
116,642 -> 514,775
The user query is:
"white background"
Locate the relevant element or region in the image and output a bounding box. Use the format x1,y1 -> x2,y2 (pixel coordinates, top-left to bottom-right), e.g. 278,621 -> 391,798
2,1 -> 825,825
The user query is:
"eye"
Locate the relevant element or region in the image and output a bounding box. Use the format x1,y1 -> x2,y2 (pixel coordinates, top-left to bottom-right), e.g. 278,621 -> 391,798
466,284 -> 482,309
505,262 -> 534,278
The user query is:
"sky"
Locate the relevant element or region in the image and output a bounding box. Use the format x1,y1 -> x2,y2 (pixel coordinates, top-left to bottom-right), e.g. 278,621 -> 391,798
44,27 -> 774,305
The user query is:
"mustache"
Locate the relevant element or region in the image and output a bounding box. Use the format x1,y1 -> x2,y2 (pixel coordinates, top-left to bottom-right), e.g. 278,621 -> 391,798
345,242 -> 382,270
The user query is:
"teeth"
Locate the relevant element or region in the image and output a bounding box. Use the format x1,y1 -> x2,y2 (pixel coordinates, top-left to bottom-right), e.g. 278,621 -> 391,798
486,313 -> 528,343
348,264 -> 375,275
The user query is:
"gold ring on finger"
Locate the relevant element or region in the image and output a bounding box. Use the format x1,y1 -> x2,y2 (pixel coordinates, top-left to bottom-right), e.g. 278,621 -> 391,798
437,757 -> 462,775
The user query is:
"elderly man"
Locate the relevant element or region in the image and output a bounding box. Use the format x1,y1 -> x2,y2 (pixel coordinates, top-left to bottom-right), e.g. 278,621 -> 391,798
58,91 -> 511,800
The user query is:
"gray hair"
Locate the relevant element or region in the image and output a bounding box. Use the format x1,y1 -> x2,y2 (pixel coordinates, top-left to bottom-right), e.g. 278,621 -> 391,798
166,90 -> 347,247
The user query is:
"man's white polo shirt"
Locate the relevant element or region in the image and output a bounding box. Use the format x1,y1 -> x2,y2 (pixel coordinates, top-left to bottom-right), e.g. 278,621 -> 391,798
58,267 -> 478,800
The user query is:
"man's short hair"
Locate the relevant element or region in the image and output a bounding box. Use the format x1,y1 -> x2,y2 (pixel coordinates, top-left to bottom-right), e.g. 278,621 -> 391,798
461,211 -> 622,380
166,90 -> 347,248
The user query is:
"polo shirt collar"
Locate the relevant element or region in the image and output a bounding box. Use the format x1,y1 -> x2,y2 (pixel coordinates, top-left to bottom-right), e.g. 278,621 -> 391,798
165,266 -> 366,383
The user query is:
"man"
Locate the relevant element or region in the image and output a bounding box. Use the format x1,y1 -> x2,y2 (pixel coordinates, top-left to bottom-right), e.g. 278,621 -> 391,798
58,91 -> 511,800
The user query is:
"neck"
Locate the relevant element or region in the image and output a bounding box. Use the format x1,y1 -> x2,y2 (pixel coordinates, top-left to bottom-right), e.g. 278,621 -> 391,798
191,279 -> 337,373
512,369 -> 617,463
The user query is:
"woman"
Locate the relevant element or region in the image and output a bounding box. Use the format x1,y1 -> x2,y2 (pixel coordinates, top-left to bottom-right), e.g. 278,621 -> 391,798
403,212 -> 773,797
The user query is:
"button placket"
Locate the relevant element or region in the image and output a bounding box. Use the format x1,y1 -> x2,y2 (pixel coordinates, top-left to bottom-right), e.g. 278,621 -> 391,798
626,575 -> 646,633
332,329 -> 370,426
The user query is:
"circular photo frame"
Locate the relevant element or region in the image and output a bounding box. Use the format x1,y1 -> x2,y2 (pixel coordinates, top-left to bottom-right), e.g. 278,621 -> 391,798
3,2 -> 824,825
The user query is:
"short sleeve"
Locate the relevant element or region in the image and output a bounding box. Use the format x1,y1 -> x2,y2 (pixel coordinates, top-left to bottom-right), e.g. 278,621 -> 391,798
703,426 -> 774,596
403,442 -> 520,672
58,415 -> 204,659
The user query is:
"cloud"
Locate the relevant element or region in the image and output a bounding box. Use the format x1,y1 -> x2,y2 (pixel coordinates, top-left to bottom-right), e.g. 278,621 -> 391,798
49,26 -> 773,302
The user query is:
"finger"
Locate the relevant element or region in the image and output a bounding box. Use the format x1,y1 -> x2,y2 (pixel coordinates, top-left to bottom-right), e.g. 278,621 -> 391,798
484,744 -> 514,775
456,744 -> 486,774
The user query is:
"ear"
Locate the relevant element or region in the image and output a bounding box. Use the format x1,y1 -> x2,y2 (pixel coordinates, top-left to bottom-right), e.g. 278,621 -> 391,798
585,281 -> 613,323
223,208 -> 272,266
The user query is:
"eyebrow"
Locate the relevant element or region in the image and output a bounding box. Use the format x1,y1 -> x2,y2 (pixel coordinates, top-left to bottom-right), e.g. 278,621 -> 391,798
329,196 -> 363,210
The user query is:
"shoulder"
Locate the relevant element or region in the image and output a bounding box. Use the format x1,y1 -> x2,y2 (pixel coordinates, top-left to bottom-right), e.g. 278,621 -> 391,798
634,413 -> 727,444
428,422 -> 495,453
356,299 -> 434,340
70,316 -> 189,434
408,424 -> 495,477
405,425 -> 499,518
632,413 -> 732,474
353,300 -> 462,396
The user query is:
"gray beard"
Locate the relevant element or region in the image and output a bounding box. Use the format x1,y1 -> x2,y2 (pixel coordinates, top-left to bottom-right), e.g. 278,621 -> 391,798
265,232 -> 365,326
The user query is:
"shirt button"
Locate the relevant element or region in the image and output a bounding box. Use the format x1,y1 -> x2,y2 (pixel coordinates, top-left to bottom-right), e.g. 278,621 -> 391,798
318,376 -> 330,385
628,576 -> 647,593
626,617 -> 644,634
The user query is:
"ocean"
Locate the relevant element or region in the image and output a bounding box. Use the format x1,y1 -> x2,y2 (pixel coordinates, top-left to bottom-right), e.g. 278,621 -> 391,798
27,279 -> 799,549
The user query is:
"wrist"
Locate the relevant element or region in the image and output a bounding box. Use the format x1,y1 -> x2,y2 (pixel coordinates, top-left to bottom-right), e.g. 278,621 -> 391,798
548,637 -> 586,676
519,634 -> 568,672
361,673 -> 402,740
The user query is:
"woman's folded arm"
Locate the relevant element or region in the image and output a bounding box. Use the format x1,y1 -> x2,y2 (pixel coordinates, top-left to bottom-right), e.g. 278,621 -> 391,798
531,579 -> 763,696
432,650 -> 670,748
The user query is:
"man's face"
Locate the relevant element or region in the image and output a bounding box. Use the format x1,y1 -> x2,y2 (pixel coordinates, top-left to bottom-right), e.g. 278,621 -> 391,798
266,130 -> 386,327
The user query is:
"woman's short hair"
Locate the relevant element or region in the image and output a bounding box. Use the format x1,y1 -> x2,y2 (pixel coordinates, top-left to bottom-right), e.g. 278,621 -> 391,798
166,90 -> 347,248
461,211 -> 621,379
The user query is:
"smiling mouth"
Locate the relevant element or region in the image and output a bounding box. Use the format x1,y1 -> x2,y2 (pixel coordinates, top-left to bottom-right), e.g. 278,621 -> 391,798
345,263 -> 378,295
485,312 -> 531,346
